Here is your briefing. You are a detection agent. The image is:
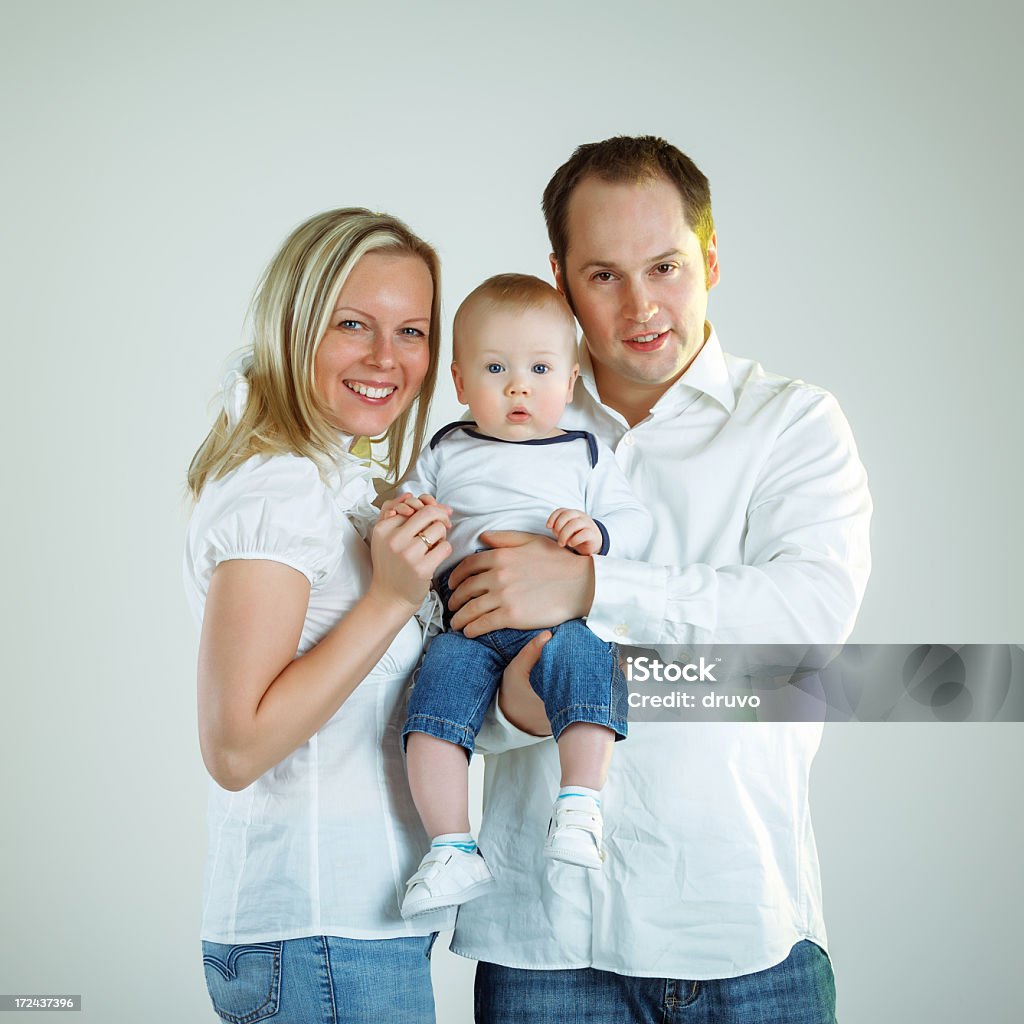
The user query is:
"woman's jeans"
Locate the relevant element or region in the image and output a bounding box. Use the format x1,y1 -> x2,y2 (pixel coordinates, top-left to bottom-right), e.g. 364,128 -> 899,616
201,933 -> 437,1024
474,939 -> 837,1024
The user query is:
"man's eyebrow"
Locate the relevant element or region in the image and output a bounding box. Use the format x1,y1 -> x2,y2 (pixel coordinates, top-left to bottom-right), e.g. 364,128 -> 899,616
578,249 -> 685,272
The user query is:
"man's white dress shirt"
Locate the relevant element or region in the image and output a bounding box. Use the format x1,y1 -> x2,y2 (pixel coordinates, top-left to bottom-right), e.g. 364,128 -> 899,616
451,328 -> 872,979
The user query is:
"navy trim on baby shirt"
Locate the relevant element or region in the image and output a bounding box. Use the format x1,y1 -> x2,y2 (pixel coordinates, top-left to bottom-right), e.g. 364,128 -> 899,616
429,420 -> 478,449
430,421 -> 599,468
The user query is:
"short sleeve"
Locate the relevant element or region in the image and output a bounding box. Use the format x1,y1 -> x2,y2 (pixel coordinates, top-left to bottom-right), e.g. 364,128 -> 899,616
186,454 -> 347,590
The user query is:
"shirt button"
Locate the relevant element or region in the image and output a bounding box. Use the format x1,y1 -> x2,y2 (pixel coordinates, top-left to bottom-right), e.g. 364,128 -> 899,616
622,433 -> 635,447
614,624 -> 629,638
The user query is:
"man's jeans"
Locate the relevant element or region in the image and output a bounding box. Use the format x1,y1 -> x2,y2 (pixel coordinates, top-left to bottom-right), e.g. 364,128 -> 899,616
474,939 -> 837,1023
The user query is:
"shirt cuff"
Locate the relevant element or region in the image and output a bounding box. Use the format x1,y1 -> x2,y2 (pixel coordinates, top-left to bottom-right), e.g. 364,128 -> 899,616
474,696 -> 552,757
587,556 -> 670,646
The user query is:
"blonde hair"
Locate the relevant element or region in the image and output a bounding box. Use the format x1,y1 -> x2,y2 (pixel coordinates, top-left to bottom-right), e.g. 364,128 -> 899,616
187,208 -> 441,499
452,273 -> 576,363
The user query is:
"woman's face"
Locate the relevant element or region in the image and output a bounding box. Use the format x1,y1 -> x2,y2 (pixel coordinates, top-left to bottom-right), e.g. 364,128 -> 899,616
314,251 -> 434,438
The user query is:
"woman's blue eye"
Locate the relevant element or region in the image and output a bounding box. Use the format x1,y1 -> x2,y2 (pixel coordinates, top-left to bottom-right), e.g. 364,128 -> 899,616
532,364 -> 549,374
339,319 -> 361,329
486,363 -> 503,374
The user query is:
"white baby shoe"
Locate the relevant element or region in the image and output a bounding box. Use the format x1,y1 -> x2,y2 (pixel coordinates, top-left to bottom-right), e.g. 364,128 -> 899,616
400,846 -> 496,919
543,795 -> 605,869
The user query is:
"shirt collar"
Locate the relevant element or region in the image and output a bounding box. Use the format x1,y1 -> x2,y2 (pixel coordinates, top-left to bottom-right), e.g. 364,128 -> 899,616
577,323 -> 736,417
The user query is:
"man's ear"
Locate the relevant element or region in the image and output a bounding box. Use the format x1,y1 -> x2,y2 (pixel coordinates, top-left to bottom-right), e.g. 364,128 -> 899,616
550,254 -> 565,296
551,254 -> 578,316
451,362 -> 466,404
705,231 -> 720,290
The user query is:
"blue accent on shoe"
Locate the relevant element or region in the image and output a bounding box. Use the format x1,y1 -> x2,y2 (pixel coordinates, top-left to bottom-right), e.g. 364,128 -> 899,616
431,840 -> 478,853
557,792 -> 601,807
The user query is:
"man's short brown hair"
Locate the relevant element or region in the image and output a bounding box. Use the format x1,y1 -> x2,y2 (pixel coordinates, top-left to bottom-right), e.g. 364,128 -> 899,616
542,135 -> 715,277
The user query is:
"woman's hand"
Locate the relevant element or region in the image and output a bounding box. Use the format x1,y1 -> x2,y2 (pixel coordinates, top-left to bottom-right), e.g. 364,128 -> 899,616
368,498 -> 452,611
379,491 -> 450,521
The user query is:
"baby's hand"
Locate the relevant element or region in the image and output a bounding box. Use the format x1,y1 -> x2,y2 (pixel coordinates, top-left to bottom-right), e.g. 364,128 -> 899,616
379,492 -> 451,524
547,508 -> 603,556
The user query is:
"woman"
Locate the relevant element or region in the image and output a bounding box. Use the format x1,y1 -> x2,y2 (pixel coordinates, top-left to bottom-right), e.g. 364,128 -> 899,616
183,208 -> 457,1023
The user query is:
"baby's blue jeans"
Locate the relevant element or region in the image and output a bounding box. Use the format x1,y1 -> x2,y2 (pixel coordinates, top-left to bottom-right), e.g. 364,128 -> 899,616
404,572 -> 627,754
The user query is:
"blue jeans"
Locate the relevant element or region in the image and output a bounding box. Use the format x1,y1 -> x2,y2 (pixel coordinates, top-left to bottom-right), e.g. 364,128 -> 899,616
474,940 -> 837,1023
404,574 -> 628,754
405,618 -> 628,752
201,933 -> 437,1023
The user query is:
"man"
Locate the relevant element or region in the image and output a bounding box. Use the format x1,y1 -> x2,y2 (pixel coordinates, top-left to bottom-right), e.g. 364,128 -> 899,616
447,136 -> 872,1023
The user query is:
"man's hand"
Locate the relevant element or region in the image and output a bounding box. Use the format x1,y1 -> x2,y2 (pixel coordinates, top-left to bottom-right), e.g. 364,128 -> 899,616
498,630 -> 553,736
547,507 -> 603,555
447,531 -> 596,638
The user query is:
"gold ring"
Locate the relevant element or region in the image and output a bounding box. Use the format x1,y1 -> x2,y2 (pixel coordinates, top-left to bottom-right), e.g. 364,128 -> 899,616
416,531 -> 432,549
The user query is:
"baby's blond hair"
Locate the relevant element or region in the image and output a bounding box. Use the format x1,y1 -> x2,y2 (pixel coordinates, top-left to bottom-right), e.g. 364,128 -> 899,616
452,274 -> 576,363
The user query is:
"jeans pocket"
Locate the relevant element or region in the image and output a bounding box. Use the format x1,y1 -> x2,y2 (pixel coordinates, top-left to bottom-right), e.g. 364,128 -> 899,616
201,941 -> 283,1023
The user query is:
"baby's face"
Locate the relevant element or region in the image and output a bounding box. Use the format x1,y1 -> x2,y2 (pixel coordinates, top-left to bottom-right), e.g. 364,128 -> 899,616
452,303 -> 579,442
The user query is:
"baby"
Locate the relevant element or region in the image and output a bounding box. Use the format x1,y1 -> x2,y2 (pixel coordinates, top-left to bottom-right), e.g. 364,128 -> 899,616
393,274 -> 651,919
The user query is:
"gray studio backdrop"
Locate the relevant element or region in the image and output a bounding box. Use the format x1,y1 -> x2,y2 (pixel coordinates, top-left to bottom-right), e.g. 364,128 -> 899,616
2,1 -> 1020,1022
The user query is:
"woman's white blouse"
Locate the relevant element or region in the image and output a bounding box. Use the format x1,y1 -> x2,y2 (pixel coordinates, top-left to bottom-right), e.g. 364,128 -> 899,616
183,452 -> 454,942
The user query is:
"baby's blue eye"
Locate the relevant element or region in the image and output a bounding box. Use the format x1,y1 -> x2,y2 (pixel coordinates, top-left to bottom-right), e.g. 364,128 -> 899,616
532,364 -> 549,374
486,363 -> 503,373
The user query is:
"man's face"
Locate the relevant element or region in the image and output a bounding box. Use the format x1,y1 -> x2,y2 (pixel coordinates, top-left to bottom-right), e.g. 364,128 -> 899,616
552,174 -> 718,414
